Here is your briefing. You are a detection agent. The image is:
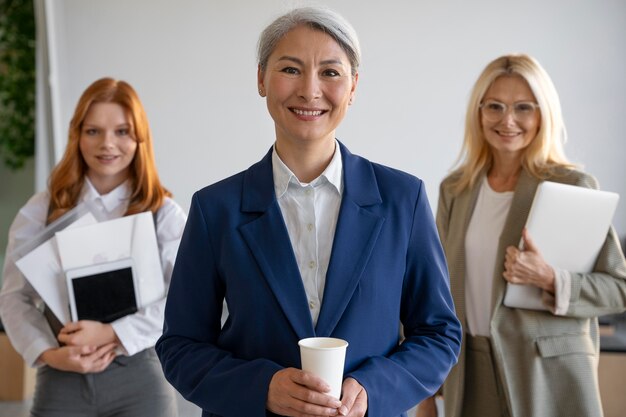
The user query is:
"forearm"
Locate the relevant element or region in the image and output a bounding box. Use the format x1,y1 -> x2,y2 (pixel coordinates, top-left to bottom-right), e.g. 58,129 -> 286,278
111,298 -> 165,355
0,287 -> 58,367
156,334 -> 282,416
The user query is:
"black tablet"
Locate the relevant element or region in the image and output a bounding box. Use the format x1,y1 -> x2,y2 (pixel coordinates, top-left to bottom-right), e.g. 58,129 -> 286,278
66,258 -> 139,323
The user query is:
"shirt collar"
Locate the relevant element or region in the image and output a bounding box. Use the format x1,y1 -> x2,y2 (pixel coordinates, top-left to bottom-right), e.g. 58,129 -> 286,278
81,177 -> 132,212
272,141 -> 343,198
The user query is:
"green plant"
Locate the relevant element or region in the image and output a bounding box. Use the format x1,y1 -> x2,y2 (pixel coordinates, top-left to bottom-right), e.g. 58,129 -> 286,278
0,0 -> 36,170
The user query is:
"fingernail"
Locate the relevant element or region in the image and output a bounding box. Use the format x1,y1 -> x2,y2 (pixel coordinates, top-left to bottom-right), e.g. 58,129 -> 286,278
339,406 -> 348,416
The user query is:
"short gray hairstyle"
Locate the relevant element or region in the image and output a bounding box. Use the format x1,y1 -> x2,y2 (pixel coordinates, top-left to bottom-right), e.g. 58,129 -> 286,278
257,7 -> 361,76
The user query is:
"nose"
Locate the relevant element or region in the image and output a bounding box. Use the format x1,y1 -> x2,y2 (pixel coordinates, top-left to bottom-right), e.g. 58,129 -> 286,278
501,107 -> 517,124
298,73 -> 321,101
100,131 -> 116,148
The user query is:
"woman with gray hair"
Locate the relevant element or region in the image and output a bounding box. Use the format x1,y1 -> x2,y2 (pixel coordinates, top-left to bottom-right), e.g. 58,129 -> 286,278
157,6 -> 461,417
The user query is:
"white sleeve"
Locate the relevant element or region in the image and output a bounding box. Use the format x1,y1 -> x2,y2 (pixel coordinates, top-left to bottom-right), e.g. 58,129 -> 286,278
542,267 -> 572,316
110,198 -> 187,355
0,192 -> 60,367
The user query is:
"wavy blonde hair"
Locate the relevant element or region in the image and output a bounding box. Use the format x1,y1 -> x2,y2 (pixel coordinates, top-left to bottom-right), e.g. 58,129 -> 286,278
47,78 -> 170,223
449,53 -> 576,193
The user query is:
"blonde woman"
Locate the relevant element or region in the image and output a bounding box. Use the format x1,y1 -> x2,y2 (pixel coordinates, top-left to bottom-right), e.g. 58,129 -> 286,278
418,54 -> 626,417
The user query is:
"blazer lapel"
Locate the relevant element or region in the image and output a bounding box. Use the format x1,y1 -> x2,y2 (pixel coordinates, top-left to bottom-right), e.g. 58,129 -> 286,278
238,148 -> 315,340
315,143 -> 385,336
447,178 -> 483,328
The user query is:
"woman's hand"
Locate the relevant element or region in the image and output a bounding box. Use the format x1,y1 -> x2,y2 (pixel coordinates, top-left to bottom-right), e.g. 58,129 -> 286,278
39,343 -> 118,373
337,378 -> 367,416
58,320 -> 120,347
266,367 -> 342,416
503,228 -> 555,293
416,396 -> 438,417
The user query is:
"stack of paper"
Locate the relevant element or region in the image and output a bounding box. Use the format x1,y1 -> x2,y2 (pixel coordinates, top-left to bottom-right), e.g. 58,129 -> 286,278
14,206 -> 163,324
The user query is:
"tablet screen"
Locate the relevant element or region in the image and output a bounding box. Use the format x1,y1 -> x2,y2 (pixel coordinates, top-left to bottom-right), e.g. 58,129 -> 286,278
70,266 -> 138,323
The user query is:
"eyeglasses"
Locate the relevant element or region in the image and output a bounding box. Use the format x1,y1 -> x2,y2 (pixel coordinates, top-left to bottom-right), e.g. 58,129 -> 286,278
480,100 -> 540,122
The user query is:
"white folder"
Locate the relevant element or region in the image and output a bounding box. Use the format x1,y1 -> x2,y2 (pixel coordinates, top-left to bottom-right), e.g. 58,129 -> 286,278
15,204 -> 99,324
54,211 -> 164,309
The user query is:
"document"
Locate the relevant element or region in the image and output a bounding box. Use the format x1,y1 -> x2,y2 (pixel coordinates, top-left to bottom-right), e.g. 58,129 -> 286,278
55,211 -> 164,308
15,207 -> 99,324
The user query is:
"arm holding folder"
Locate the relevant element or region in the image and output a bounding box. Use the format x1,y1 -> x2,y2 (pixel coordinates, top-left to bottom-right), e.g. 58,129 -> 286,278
0,189 -> 186,368
0,78 -> 186,416
502,177 -> 626,317
0,192 -> 62,367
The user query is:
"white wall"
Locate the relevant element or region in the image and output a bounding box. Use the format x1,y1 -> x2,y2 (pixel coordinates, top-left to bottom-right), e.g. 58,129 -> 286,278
46,0 -> 626,237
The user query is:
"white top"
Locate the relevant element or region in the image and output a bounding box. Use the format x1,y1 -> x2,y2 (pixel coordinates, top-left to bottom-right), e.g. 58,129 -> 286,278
465,177 -> 571,336
272,142 -> 343,326
465,177 -> 514,336
0,179 -> 187,366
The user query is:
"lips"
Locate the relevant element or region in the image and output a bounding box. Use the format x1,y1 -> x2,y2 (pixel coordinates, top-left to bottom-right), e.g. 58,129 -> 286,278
495,129 -> 522,137
96,155 -> 119,161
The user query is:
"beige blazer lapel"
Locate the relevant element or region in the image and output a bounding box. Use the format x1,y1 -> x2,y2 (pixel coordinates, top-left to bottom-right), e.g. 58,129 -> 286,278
490,171 -> 540,315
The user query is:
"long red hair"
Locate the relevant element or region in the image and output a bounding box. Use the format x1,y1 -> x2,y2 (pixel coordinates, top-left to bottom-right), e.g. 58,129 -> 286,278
47,78 -> 171,223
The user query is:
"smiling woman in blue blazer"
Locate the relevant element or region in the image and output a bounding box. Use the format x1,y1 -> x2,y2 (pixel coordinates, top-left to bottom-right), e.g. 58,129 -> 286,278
156,7 -> 461,417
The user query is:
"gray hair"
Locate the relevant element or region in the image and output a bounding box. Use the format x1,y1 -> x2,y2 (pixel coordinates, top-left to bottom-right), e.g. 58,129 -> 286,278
257,7 -> 361,76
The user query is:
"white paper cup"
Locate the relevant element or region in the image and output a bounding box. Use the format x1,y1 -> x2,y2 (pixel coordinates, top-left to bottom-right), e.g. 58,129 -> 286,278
298,337 -> 348,399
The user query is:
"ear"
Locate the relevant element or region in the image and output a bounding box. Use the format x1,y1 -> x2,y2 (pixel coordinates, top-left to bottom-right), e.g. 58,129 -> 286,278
349,72 -> 359,105
257,64 -> 266,97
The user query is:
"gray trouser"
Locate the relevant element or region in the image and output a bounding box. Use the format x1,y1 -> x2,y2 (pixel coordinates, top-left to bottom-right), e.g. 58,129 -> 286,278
462,335 -> 510,417
31,348 -> 178,417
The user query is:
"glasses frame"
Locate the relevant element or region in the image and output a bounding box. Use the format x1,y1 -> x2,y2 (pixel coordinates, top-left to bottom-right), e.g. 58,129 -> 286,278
479,99 -> 541,122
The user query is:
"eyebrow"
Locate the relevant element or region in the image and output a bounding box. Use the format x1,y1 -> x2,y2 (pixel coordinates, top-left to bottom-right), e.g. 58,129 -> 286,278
82,123 -> 131,128
276,55 -> 346,67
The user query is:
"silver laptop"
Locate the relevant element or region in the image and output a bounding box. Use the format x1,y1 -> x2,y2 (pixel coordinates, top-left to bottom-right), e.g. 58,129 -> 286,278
503,181 -> 619,310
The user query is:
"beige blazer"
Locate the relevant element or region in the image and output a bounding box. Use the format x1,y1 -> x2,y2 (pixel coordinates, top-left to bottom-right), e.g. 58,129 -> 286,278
437,167 -> 626,417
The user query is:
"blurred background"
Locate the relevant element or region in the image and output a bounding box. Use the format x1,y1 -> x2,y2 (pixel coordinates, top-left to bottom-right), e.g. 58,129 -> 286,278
1,1 -> 625,416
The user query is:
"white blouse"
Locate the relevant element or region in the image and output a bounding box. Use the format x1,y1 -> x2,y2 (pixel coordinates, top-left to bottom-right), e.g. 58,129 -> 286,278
0,179 -> 187,366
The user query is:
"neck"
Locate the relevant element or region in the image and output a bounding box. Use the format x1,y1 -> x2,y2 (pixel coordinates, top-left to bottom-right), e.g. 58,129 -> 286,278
275,137 -> 336,183
488,161 -> 521,192
87,173 -> 128,195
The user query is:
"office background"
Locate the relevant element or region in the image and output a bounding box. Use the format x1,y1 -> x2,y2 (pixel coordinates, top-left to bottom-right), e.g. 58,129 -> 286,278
0,1 -> 625,416
1,0 -> 625,271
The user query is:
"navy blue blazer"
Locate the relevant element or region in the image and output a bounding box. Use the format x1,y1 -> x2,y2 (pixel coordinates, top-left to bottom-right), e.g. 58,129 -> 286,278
156,142 -> 461,417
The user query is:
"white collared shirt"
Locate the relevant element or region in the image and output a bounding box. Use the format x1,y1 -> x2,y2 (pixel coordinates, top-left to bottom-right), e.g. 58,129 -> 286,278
0,178 -> 187,365
272,142 -> 343,326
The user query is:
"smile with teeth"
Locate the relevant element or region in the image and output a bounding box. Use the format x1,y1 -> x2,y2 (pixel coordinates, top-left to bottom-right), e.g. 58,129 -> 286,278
495,129 -> 522,137
291,108 -> 325,116
97,155 -> 118,160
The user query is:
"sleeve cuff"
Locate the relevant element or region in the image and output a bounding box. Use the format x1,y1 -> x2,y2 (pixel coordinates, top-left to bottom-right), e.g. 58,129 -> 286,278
23,337 -> 59,368
542,267 -> 571,315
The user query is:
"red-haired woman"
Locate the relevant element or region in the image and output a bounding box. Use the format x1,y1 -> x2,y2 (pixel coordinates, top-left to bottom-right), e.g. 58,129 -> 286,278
0,78 -> 186,417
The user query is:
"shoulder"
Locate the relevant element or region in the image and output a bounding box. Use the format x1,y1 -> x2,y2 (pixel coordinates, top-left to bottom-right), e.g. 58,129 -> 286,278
6,191 -> 50,248
546,167 -> 599,189
370,161 -> 421,185
157,196 -> 187,224
193,170 -> 247,204
440,171 -> 463,192
438,170 -> 465,203
154,197 -> 187,241
16,191 -> 50,225
366,159 -> 425,205
341,142 -> 422,190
